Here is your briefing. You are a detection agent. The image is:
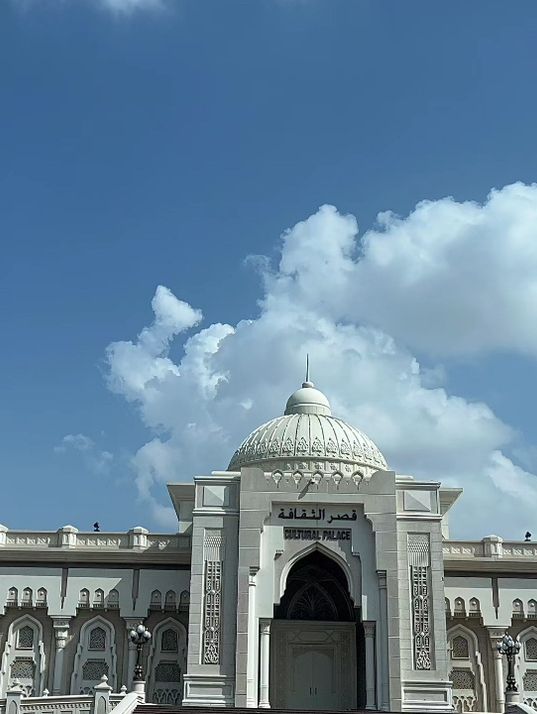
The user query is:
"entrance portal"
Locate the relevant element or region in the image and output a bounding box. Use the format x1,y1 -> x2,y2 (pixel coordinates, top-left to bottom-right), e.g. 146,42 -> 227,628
271,551 -> 362,711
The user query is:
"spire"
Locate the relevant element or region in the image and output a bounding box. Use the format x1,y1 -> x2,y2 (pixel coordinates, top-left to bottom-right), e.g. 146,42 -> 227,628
303,353 -> 314,389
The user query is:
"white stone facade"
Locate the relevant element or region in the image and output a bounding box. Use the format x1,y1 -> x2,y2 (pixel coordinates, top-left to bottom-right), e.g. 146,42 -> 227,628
1,382 -> 537,711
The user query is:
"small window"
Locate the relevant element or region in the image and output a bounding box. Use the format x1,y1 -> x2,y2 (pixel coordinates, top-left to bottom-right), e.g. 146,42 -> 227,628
451,635 -> 469,659
93,589 -> 104,608
526,638 -> 537,661
179,590 -> 190,609
79,589 -> 90,608
529,600 -> 537,618
107,589 -> 119,609
89,626 -> 106,651
164,591 -> 176,610
7,587 -> 18,605
22,588 -> 32,606
17,626 -> 35,650
445,598 -> 451,613
513,599 -> 524,617
161,628 -> 178,652
150,590 -> 162,610
469,598 -> 480,613
36,588 -> 47,607
454,597 -> 465,614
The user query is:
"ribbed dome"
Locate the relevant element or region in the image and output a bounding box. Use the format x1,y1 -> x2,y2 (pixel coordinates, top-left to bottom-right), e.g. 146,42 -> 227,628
228,381 -> 387,474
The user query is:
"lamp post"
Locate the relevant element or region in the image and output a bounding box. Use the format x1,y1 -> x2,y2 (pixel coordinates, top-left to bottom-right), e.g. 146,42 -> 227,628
129,624 -> 151,700
497,632 -> 521,705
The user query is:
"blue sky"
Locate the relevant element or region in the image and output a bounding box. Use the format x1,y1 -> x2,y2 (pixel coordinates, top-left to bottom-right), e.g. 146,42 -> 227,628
2,0 -> 537,536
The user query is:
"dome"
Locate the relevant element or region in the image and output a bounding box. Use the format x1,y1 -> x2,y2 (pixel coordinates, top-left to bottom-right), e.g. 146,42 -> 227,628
228,381 -> 387,475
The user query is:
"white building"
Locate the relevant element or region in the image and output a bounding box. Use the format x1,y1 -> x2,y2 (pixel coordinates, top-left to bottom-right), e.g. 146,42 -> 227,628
1,380 -> 537,712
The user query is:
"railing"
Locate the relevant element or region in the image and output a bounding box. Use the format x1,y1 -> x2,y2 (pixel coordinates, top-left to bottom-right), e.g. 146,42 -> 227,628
1,679 -> 140,714
444,537 -> 537,559
0,526 -> 190,553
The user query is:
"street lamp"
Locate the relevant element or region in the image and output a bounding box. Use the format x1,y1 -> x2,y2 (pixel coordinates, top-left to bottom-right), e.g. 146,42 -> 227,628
497,632 -> 521,701
129,624 -> 151,682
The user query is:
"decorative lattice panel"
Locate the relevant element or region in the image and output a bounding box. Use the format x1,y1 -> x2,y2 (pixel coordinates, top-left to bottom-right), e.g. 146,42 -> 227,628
161,629 -> 178,652
155,661 -> 181,682
82,659 -> 109,681
524,670 -> 537,691
452,635 -> 470,659
89,627 -> 106,650
408,534 -> 431,670
451,668 -> 475,690
17,626 -> 35,650
527,639 -> 537,661
10,658 -> 35,680
202,530 -> 224,665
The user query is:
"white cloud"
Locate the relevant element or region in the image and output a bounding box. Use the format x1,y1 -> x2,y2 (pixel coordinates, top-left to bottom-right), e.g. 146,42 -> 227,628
345,183 -> 537,357
55,433 -> 113,475
105,188 -> 537,538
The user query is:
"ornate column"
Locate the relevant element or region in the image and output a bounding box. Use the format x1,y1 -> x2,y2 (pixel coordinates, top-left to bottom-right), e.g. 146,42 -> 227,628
246,567 -> 259,708
487,627 -> 506,712
51,618 -> 71,694
124,618 -> 142,690
259,619 -> 271,708
363,621 -> 376,709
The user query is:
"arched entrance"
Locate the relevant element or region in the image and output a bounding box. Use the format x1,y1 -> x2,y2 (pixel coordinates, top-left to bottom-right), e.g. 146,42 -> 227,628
271,550 -> 363,711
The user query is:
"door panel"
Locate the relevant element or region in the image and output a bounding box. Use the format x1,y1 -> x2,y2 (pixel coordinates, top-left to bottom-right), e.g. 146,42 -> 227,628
271,621 -> 357,711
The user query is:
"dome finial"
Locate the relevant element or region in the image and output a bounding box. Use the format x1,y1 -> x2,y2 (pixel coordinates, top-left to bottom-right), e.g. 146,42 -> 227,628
303,353 -> 314,389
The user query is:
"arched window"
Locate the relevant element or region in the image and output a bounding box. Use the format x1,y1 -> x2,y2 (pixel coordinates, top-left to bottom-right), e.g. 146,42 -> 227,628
516,628 -> 537,708
17,626 -> 35,650
529,600 -> 537,618
36,588 -> 47,607
469,598 -> 480,615
454,597 -> 466,615
93,589 -> 104,608
161,629 -> 178,652
164,591 -> 176,611
513,599 -> 525,618
79,589 -> 90,608
452,635 -> 470,660
107,589 -> 119,609
89,627 -> 106,651
447,627 -> 485,713
22,588 -> 32,607
70,617 -> 117,694
1,616 -> 44,696
147,620 -> 186,706
179,590 -> 190,610
7,587 -> 18,606
150,590 -> 162,610
445,598 -> 451,614
526,638 -> 537,661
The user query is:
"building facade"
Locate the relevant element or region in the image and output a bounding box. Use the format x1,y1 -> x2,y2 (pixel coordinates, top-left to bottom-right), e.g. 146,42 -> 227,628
1,381 -> 537,712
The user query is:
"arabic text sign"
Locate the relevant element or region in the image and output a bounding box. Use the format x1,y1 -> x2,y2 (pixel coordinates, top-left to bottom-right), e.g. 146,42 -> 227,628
284,528 -> 351,542
277,507 -> 357,524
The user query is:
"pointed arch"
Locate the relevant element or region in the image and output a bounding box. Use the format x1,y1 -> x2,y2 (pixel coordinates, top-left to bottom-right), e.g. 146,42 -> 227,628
70,615 -> 117,694
279,539 -> 357,602
0,614 -> 45,696
515,625 -> 537,707
146,618 -> 187,705
447,624 -> 487,712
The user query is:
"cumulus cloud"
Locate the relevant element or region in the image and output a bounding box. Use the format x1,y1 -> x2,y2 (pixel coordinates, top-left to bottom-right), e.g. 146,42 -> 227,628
55,433 -> 114,475
105,186 -> 537,537
350,183 -> 537,357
